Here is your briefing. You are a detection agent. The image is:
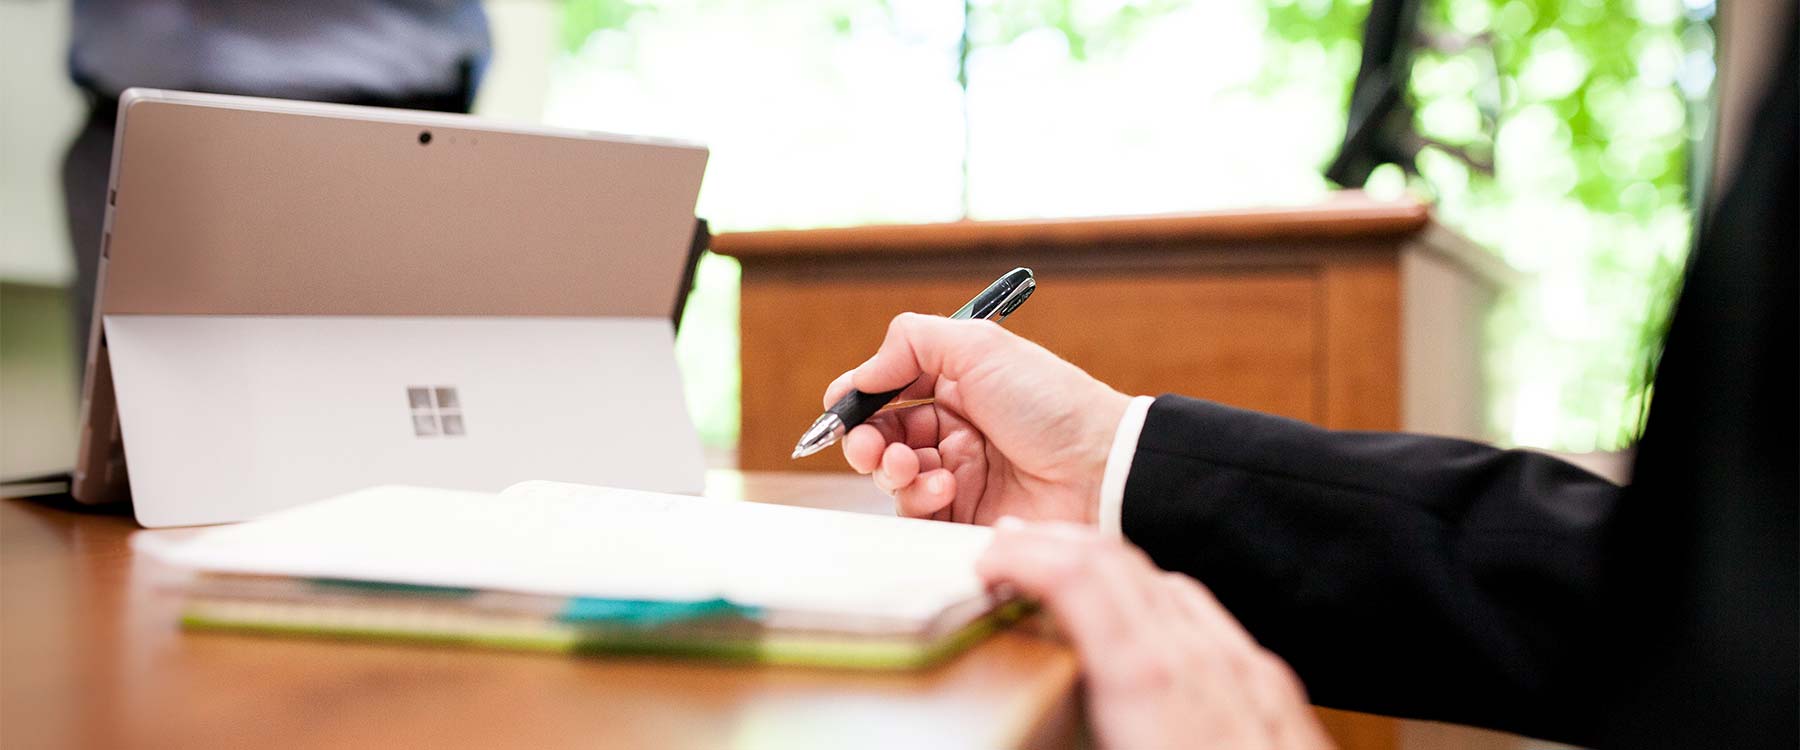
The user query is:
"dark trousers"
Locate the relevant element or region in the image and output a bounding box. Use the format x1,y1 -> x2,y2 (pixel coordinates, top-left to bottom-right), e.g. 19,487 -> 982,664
60,79 -> 477,379
61,102 -> 112,379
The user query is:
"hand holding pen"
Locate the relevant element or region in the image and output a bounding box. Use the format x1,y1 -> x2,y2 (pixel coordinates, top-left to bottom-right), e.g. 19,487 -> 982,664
792,268 -> 1039,460
802,270 -> 1331,750
800,269 -> 1132,525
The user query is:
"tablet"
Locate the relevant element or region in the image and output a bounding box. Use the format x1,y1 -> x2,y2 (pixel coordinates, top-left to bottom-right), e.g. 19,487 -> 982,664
75,89 -> 711,526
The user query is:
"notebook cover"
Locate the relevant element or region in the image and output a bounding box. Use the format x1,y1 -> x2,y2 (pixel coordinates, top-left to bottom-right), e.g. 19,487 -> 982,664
179,597 -> 1030,670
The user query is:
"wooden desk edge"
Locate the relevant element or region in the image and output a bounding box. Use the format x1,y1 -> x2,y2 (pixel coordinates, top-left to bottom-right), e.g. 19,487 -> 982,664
712,195 -> 1431,259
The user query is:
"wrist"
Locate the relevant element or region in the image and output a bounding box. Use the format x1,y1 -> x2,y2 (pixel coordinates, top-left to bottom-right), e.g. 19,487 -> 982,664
1079,389 -> 1133,525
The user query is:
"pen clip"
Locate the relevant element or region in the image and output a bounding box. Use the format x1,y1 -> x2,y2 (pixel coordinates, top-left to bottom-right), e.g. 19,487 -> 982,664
986,277 -> 1035,323
950,268 -> 1037,322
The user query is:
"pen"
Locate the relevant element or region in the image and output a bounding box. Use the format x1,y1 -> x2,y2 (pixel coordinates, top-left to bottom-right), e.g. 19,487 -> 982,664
790,267 -> 1037,459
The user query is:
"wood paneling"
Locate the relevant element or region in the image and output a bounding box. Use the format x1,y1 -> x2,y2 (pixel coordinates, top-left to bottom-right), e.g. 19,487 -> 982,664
1320,260 -> 1403,431
741,269 -> 1320,471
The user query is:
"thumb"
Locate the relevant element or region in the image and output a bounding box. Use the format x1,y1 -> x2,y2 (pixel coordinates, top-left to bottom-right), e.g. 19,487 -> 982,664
850,313 -> 1013,394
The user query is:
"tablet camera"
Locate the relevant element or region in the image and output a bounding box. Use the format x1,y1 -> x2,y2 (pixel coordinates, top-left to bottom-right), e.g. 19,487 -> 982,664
418,130 -> 433,145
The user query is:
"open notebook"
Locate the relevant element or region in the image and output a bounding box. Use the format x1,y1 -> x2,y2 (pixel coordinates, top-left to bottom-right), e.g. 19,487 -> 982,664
137,482 -> 1020,668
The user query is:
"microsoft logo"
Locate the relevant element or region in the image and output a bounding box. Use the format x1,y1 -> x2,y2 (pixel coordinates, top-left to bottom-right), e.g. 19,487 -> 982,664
407,386 -> 465,437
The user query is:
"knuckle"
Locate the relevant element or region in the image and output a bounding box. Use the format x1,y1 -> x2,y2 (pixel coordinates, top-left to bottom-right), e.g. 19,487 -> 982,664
1072,533 -> 1110,557
895,486 -> 931,516
1123,542 -> 1158,567
1175,631 -> 1244,672
1046,542 -> 1103,576
1080,536 -> 1126,567
1255,648 -> 1310,698
1180,635 -> 1229,670
892,311 -> 929,334
1222,645 -> 1257,676
1040,555 -> 1087,592
1110,650 -> 1176,694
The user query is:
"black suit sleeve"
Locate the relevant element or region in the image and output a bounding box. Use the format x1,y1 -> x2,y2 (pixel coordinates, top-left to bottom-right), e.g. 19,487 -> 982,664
1121,396 -> 1618,745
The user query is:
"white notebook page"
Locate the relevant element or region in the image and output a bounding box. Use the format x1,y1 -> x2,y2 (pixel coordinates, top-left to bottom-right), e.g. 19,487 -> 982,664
137,482 -> 997,623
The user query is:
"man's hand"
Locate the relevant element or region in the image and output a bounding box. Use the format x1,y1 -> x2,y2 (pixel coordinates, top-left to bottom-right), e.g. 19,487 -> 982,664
823,313 -> 1131,524
980,520 -> 1334,750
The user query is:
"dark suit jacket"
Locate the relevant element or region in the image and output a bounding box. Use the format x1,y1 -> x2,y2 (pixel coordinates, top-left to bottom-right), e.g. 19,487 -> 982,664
1119,31 -> 1796,750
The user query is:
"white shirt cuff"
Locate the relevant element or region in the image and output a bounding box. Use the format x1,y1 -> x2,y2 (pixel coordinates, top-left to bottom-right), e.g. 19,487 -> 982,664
1098,395 -> 1155,537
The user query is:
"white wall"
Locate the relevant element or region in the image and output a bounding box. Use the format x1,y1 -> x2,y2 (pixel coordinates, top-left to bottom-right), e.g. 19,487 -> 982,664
0,0 -> 85,286
473,0 -> 557,124
0,0 -> 554,287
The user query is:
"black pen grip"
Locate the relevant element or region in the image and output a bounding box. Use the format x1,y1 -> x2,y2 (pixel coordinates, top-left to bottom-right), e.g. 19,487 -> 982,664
828,385 -> 909,430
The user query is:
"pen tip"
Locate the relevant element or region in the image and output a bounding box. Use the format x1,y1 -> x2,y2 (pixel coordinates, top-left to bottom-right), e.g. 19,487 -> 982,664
791,438 -> 829,460
791,413 -> 844,460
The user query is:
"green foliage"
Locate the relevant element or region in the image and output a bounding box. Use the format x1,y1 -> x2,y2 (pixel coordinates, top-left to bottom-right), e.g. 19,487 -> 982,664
674,253 -> 742,448
1246,0 -> 1701,448
562,0 -> 891,53
1263,0 -> 1372,48
560,0 -> 652,52
1403,0 -> 1702,448
967,0 -> 1193,59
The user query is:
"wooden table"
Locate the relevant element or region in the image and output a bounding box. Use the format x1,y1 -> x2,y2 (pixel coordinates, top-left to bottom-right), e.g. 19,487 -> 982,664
0,472 -> 1081,750
713,192 -> 1513,473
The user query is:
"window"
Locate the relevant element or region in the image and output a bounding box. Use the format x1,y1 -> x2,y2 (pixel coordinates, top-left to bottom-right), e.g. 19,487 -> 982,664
548,0 -> 1710,453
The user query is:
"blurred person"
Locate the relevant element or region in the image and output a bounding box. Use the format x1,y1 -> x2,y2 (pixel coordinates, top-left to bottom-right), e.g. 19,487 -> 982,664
62,0 -> 491,375
824,27 -> 1796,750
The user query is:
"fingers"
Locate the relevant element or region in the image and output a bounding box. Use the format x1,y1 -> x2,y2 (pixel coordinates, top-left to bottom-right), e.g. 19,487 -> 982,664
866,445 -> 956,520
896,467 -> 955,518
842,404 -> 940,465
976,521 -> 1143,663
836,389 -> 944,479
982,521 -> 1332,750
1156,572 -> 1257,652
841,424 -> 885,474
851,313 -> 1011,395
870,442 -> 919,494
821,369 -> 858,410
822,368 -> 937,410
1157,577 -> 1318,744
1246,653 -> 1327,750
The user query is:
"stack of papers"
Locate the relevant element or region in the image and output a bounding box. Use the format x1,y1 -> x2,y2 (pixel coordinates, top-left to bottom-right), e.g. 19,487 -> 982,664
137,482 -> 1021,669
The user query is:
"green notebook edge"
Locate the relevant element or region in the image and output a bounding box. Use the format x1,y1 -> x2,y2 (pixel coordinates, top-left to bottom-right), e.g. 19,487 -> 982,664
180,599 -> 1031,671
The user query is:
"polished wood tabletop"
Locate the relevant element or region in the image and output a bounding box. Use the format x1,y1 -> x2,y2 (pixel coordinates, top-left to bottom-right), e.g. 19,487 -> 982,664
0,471 -> 1081,750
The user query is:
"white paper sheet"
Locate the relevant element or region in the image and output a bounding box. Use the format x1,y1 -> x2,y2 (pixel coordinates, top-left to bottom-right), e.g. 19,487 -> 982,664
136,482 -> 997,624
